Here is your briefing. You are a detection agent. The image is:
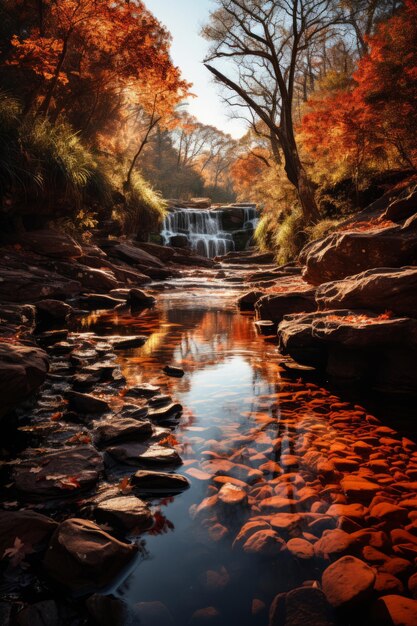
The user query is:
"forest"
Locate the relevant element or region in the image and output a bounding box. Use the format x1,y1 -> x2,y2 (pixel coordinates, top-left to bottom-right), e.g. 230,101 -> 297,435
1,2 -> 417,626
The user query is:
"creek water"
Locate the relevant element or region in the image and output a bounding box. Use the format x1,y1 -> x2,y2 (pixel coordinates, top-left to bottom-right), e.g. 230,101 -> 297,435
83,276 -> 415,626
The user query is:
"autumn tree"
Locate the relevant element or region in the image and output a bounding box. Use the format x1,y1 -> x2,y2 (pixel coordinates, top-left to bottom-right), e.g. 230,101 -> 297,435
203,0 -> 349,223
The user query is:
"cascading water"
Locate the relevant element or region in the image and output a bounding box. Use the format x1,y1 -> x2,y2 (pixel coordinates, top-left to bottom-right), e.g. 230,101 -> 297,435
161,205 -> 259,258
161,208 -> 235,258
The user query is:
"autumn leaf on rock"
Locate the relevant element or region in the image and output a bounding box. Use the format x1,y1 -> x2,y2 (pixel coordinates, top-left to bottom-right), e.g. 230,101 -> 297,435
118,476 -> 133,494
3,537 -> 33,568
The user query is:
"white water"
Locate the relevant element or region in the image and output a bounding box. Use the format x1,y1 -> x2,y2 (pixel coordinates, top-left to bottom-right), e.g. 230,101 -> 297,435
161,206 -> 258,258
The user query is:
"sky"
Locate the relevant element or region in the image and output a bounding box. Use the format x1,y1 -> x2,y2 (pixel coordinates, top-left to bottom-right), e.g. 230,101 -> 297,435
145,0 -> 247,139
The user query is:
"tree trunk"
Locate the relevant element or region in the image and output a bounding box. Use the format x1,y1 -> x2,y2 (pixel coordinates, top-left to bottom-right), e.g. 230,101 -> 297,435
38,33 -> 71,116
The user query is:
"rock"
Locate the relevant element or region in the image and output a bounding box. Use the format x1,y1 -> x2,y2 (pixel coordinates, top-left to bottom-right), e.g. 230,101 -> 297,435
340,477 -> 380,503
0,265 -> 81,303
371,595 -> 417,626
163,365 -> 185,377
111,336 -> 147,350
43,518 -> 137,592
86,594 -> 133,626
134,602 -> 175,626
314,529 -> 356,560
316,267 -> 417,318
78,294 -> 125,309
13,446 -> 103,499
326,503 -> 368,522
269,513 -> 303,536
322,556 -> 376,608
302,216 -> 417,285
256,289 -> 316,323
369,503 -> 409,526
202,459 -> 262,483
0,342 -> 49,418
148,402 -> 183,421
17,229 -> 82,258
35,299 -> 73,324
374,573 -> 404,596
137,242 -> 177,262
237,290 -> 264,311
0,510 -> 57,556
59,262 -> 119,292
113,243 -> 164,268
94,418 -> 152,446
242,529 -> 285,557
106,442 -> 182,467
95,496 -> 153,531
269,587 -> 335,626
217,482 -> 248,507
131,470 -> 190,494
127,288 -> 156,308
383,186 -> 417,222
67,390 -> 110,414
125,383 -> 160,398
189,607 -> 222,625
286,538 -> 314,560
15,600 -> 59,626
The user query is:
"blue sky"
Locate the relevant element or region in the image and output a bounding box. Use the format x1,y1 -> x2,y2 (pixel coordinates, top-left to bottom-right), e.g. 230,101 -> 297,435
145,0 -> 246,138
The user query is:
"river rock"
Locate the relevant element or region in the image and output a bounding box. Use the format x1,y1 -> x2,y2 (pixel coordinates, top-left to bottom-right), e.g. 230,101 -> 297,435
0,342 -> 49,418
148,402 -> 183,421
269,587 -> 335,626
242,529 -> 285,557
340,477 -> 380,503
94,418 -> 152,446
127,288 -> 156,308
383,186 -> 417,222
67,390 -> 110,414
0,265 -> 81,303
131,470 -> 190,494
314,529 -> 356,560
255,289 -> 316,323
17,229 -> 82,258
237,291 -> 264,311
189,607 -> 222,625
13,446 -> 103,499
110,336 -> 147,350
35,299 -> 73,324
113,243 -> 164,268
78,294 -> 125,309
301,216 -> 417,285
163,365 -> 185,378
43,518 -> 137,592
316,267 -> 417,318
321,556 -> 376,608
370,595 -> 417,626
0,510 -> 57,556
286,537 -> 314,560
57,262 -> 119,292
106,442 -> 182,467
86,594 -> 133,626
15,600 -> 59,626
95,496 -> 153,531
125,383 -> 160,398
134,602 -> 175,626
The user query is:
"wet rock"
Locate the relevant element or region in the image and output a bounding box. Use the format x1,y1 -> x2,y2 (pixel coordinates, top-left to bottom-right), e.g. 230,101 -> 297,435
408,572 -> 417,598
242,529 -> 285,557
256,289 -> 316,323
86,594 -> 133,626
286,537 -> 314,560
383,186 -> 417,222
0,266 -> 81,303
189,607 -> 222,625
326,503 -> 368,522
201,459 -> 263,484
237,290 -> 264,311
94,418 -> 152,446
322,556 -> 376,608
95,496 -> 153,531
148,402 -> 183,421
217,482 -> 248,507
106,442 -> 182,467
67,390 -> 110,414
17,229 -> 82,258
111,336 -> 147,350
301,216 -> 417,285
371,595 -> 417,626
269,587 -> 335,626
0,342 -> 49,418
127,288 -> 156,308
163,365 -> 185,378
59,263 -> 119,292
369,502 -> 409,526
340,477 -> 380,503
316,267 -> 417,318
43,518 -> 137,593
15,600 -> 59,626
125,383 -> 160,398
131,470 -> 190,494
36,329 -> 68,347
0,510 -> 57,556
269,513 -> 303,536
35,299 -> 73,324
134,602 -> 175,626
78,294 -> 125,310
13,446 -> 103,499
113,242 -> 164,268
374,573 -> 404,596
314,529 -> 356,560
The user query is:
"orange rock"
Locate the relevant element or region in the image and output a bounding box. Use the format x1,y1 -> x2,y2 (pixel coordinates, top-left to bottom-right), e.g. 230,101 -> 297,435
268,513 -> 303,535
212,475 -> 247,489
340,477 -> 380,502
374,572 -> 404,597
286,537 -> 314,560
218,483 -> 248,507
259,496 -> 298,512
242,529 -> 285,557
379,557 -> 413,578
322,556 -> 376,608
314,529 -> 356,560
408,572 -> 417,599
326,503 -> 368,521
371,595 -> 417,626
232,520 -> 270,549
208,523 -> 228,543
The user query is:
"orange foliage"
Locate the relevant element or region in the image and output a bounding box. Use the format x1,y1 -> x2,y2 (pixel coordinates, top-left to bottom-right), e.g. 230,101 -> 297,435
230,151 -> 269,193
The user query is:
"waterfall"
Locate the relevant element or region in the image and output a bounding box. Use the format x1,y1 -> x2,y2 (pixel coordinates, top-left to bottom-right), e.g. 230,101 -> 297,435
161,208 -> 235,258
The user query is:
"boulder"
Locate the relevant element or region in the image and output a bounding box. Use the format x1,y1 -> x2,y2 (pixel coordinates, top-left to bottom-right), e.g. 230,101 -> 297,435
322,556 -> 376,609
55,262 -> 119,292
316,267 -> 417,318
0,342 -> 49,418
113,243 -> 164,268
13,446 -> 103,499
242,529 -> 285,557
35,299 -> 73,324
269,587 -> 335,626
371,595 -> 417,626
127,288 -> 156,308
78,294 -> 125,310
237,290 -> 264,311
256,289 -> 316,323
383,186 -> 417,222
106,443 -> 182,467
15,601 -> 59,626
17,229 -> 82,258
94,418 -> 152,446
43,518 -> 137,592
95,496 -> 153,531
302,215 -> 417,285
131,470 -> 190,494
0,266 -> 81,303
67,390 -> 110,414
0,510 -> 57,556
137,242 -> 176,262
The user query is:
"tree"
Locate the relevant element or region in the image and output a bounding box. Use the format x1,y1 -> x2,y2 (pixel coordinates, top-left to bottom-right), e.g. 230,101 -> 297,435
203,0 -> 345,222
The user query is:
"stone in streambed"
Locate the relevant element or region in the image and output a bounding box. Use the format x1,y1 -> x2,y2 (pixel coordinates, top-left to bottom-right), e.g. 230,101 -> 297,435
269,586 -> 335,626
314,529 -> 356,560
286,537 -> 314,560
340,477 -> 380,502
15,600 -> 59,626
111,336 -> 147,350
95,496 -> 153,531
17,229 -> 82,258
237,290 -> 264,311
322,556 -> 376,609
12,446 -> 103,499
78,294 -> 125,310
36,299 -> 73,324
0,510 -> 57,556
189,607 -> 222,625
134,602 -> 175,626
217,482 -> 248,507
131,470 -> 190,494
370,595 -> 417,626
163,365 -> 185,378
242,529 -> 285,557
148,402 -> 183,421
127,288 -> 156,308
106,443 -> 182,467
67,390 -> 110,414
43,518 -> 137,593
94,418 -> 152,446
125,383 -> 160,398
